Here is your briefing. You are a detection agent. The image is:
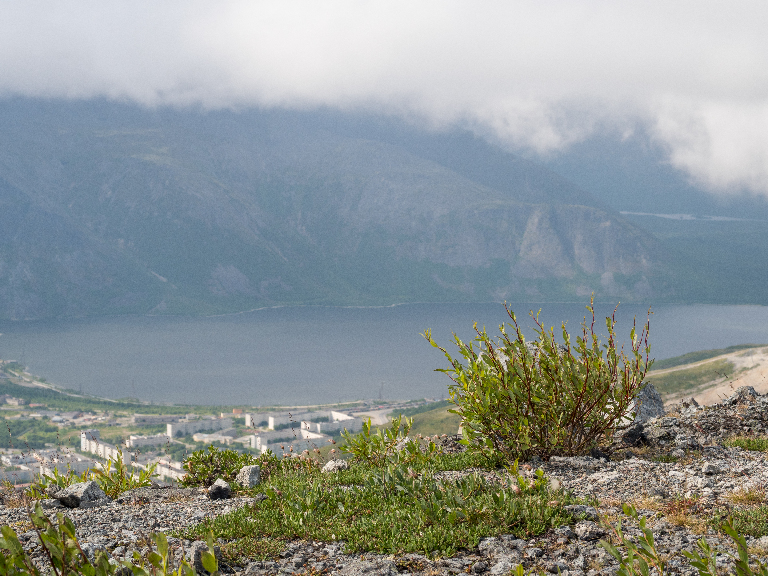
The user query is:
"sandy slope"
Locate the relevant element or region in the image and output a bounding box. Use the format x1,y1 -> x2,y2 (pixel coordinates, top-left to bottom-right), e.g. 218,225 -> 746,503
659,346 -> 768,406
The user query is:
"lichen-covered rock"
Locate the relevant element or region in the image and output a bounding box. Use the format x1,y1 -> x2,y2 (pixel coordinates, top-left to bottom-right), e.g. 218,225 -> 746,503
235,465 -> 261,488
322,459 -> 350,473
56,481 -> 108,509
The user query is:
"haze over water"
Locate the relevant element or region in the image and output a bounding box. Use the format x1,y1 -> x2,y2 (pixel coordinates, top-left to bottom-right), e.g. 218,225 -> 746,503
0,302 -> 765,406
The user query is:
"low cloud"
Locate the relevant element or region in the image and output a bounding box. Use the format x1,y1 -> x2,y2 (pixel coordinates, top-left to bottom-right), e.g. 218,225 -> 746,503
1,1 -> 768,194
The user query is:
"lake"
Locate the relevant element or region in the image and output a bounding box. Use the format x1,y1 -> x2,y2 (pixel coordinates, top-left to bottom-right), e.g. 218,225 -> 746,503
0,302 -> 766,406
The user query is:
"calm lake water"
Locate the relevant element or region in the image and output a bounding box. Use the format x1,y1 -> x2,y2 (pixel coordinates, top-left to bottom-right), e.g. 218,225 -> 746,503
0,302 -> 766,406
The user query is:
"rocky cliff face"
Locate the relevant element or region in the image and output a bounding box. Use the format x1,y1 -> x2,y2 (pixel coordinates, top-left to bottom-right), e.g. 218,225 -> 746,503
0,100 -> 669,319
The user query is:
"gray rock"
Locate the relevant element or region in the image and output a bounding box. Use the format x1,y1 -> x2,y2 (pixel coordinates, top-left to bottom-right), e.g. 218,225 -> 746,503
208,478 -> 231,500
702,462 -> 722,475
575,521 -> 606,540
335,558 -> 399,576
472,561 -> 488,573
40,498 -> 64,509
79,541 -> 108,562
490,557 -> 519,576
322,459 -> 350,473
79,496 -> 112,509
56,481 -> 107,508
633,383 -> 666,423
549,456 -> 604,470
572,555 -> 588,571
235,465 -> 261,488
674,434 -> 702,450
525,548 -> 544,559
724,386 -> 759,406
671,397 -> 700,416
548,561 -> 570,573
555,525 -> 577,540
564,505 -> 599,521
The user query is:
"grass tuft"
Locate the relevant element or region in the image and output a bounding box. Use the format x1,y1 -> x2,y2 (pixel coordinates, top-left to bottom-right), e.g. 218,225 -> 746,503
724,436 -> 768,452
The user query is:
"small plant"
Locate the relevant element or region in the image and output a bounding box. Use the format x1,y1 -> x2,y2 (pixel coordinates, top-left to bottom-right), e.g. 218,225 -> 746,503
0,501 -> 219,575
424,296 -> 652,462
91,451 -> 158,499
600,503 -> 668,576
27,466 -> 90,500
713,505 -> 768,538
602,503 -> 768,576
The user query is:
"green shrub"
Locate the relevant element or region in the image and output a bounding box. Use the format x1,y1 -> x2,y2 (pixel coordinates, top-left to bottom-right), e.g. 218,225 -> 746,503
180,446 -> 259,488
424,297 -> 652,462
180,446 -> 317,489
340,415 -> 440,467
0,502 -> 219,575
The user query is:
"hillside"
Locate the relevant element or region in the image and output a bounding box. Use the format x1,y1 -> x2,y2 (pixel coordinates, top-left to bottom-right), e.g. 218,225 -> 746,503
647,345 -> 768,405
0,100 -> 669,319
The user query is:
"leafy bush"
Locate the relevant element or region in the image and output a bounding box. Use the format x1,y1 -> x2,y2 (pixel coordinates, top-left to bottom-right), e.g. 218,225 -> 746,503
424,297 -> 652,462
0,502 -> 219,575
340,415 -> 440,467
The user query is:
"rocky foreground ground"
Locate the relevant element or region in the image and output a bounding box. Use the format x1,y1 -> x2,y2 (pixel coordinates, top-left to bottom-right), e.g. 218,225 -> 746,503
4,387 -> 768,575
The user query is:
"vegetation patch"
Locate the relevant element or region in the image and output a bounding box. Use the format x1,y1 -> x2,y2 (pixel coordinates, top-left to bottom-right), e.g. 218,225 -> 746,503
724,436 -> 768,452
646,358 -> 735,396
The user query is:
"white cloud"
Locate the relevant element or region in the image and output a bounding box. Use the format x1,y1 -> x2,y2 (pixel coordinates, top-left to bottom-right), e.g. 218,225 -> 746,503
1,1 -> 768,193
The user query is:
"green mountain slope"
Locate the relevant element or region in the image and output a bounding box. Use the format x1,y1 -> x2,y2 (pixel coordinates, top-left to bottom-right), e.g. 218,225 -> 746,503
0,100 -> 669,319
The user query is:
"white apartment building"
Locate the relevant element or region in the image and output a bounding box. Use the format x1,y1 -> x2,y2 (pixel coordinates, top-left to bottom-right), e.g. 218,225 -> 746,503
167,417 -> 233,438
192,428 -> 238,445
301,411 -> 363,434
126,434 -> 172,448
80,429 -> 130,465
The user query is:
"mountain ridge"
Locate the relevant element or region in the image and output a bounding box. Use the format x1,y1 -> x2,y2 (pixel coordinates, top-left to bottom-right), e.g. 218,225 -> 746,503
0,99 -> 669,319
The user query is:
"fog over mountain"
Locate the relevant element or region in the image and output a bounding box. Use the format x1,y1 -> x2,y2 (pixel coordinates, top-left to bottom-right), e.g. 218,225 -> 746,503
0,100 -> 678,320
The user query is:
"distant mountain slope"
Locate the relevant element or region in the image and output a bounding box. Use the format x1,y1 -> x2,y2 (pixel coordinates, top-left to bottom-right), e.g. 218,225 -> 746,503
0,100 -> 668,319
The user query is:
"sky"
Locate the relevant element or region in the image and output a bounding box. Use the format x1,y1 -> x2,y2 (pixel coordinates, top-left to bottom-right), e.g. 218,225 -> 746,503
2,2 -> 768,195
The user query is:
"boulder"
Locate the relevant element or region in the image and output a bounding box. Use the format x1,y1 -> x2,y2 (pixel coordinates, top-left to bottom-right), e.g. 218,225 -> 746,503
56,481 -> 108,509
235,465 -> 261,488
208,478 -> 231,500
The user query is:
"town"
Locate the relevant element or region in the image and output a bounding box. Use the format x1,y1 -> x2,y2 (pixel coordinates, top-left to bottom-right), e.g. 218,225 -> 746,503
0,359 -> 441,486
